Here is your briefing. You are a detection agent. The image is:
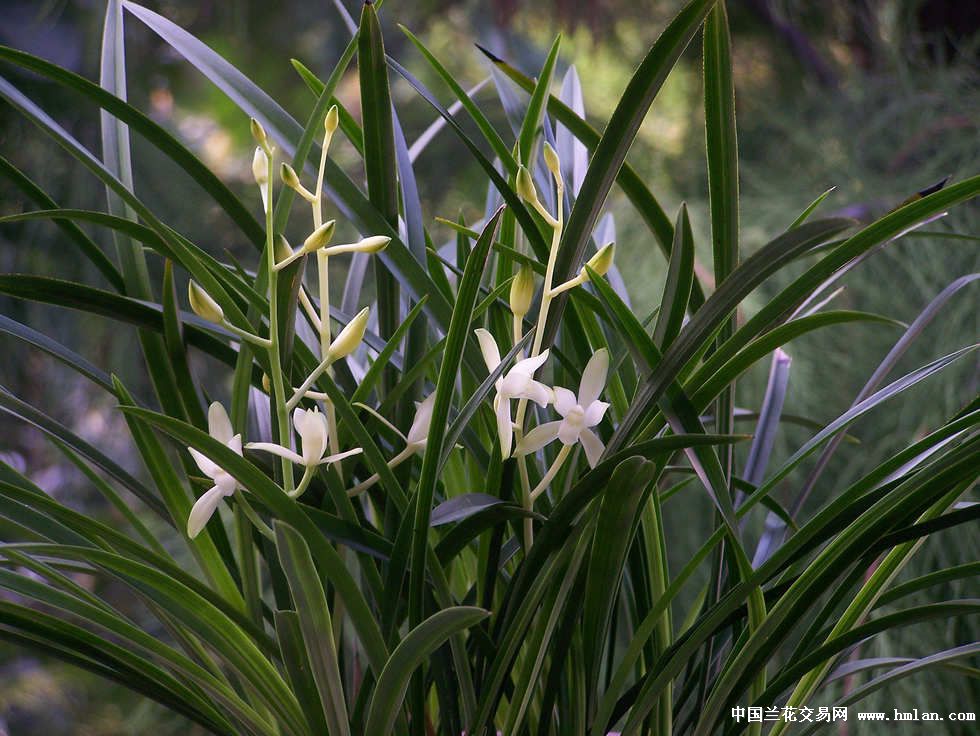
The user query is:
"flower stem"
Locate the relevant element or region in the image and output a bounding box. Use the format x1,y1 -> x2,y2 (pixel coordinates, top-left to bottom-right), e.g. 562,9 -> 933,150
287,354 -> 336,411
346,445 -> 414,497
513,179 -> 564,548
221,320 -> 272,348
236,495 -> 275,540
312,128 -> 341,461
298,288 -> 322,333
529,444 -> 572,502
264,148 -> 294,495
288,465 -> 315,499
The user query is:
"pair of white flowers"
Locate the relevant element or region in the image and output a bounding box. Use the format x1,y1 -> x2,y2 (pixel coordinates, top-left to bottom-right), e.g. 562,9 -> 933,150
475,329 -> 610,468
186,403 -> 360,538
186,395 -> 437,538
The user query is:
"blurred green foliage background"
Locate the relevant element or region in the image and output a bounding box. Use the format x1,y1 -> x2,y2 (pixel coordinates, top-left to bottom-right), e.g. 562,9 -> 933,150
0,1 -> 977,733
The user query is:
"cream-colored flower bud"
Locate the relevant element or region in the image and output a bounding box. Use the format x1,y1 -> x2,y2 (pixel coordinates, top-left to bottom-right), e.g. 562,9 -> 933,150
324,105 -> 339,135
275,235 -> 294,264
188,281 -> 224,324
516,165 -> 538,204
261,373 -> 271,393
301,220 -> 336,254
322,235 -> 391,256
582,243 -> 615,278
280,163 -> 316,203
280,162 -> 300,189
250,118 -> 270,152
543,142 -> 561,177
252,147 -> 268,186
326,307 -> 369,360
354,235 -> 390,253
509,265 -> 535,317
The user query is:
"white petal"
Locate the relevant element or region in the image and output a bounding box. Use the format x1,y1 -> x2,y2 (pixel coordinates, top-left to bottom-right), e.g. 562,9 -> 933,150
496,395 -> 513,459
579,428 -> 605,468
474,328 -> 501,372
525,380 -> 553,407
514,348 -> 550,376
558,418 -> 581,445
188,447 -> 220,480
214,471 -> 238,495
406,393 -> 436,445
578,349 -> 609,407
303,412 -> 330,464
319,447 -> 363,465
583,400 -> 610,427
207,402 -> 234,445
552,386 -> 577,416
294,408 -> 328,465
187,484 -> 228,539
226,434 -> 243,456
292,407 -> 312,436
500,370 -> 530,399
245,442 -> 306,466
514,421 -> 561,456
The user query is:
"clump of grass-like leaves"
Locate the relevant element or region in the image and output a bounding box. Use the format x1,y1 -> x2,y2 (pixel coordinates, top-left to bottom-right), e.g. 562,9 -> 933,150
0,1 -> 977,734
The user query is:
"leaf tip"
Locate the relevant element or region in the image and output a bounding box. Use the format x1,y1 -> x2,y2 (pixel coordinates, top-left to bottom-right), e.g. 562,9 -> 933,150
474,43 -> 503,64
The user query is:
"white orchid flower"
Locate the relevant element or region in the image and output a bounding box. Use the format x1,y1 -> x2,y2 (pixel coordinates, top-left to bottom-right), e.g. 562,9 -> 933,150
346,393 -> 436,497
516,348 -> 610,468
247,407 -> 362,469
475,328 -> 552,458
187,402 -> 242,539
405,392 -> 436,454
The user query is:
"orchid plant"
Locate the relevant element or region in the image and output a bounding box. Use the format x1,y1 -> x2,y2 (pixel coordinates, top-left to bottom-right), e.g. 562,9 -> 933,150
0,2 -> 977,735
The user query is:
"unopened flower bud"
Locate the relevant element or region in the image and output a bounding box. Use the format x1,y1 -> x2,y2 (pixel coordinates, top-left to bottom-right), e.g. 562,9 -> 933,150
188,281 -> 224,324
302,220 -> 336,254
323,235 -> 391,256
516,165 -> 538,204
250,118 -> 270,152
327,307 -> 369,360
262,373 -> 271,393
543,142 -> 560,177
509,265 -> 535,317
280,163 -> 315,204
252,147 -> 268,186
354,235 -> 390,253
324,105 -> 339,135
582,243 -> 615,278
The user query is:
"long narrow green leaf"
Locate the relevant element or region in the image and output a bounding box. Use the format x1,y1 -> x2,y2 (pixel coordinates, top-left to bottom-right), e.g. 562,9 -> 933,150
117,407 -> 391,674
275,521 -> 349,736
0,387 -> 166,519
544,0 -> 717,346
653,203 -> 695,349
611,217 -> 852,448
0,274 -> 244,372
364,607 -> 489,735
407,207 -> 502,631
582,457 -> 658,703
517,36 -> 561,165
0,155 -> 124,289
358,0 -> 400,400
